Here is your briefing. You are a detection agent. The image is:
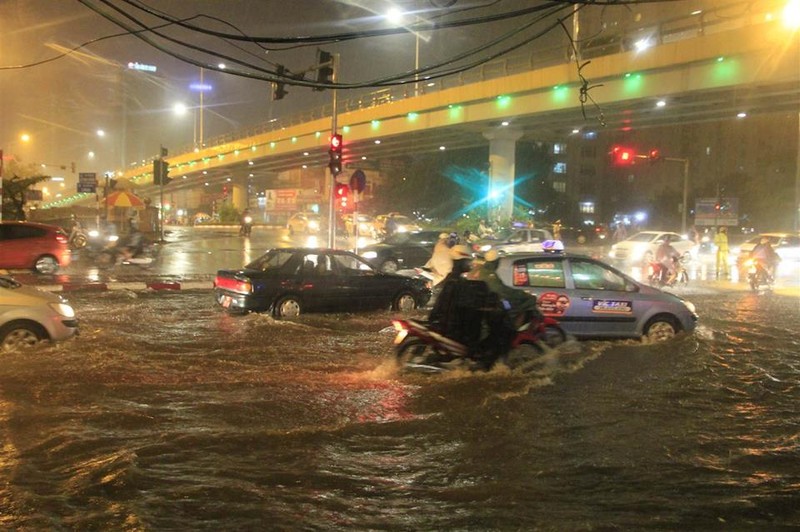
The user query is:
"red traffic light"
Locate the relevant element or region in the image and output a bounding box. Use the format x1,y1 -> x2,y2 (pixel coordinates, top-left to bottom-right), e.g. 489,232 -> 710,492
611,145 -> 636,166
334,183 -> 350,211
330,133 -> 343,153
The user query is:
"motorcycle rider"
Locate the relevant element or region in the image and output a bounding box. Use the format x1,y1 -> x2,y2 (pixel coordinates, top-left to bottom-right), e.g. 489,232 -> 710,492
239,209 -> 253,236
751,236 -> 780,281
68,215 -> 85,247
472,249 -> 543,368
424,233 -> 455,287
655,235 -> 681,285
427,244 -> 475,339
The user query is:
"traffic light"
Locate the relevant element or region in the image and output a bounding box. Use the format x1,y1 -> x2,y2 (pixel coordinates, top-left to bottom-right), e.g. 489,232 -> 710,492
153,159 -> 171,185
335,183 -> 349,210
611,145 -> 636,166
314,50 -> 333,90
273,65 -> 288,101
328,133 -> 343,176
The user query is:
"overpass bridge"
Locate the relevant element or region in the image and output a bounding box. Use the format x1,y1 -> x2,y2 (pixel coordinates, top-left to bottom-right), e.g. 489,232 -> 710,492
48,0 -> 800,221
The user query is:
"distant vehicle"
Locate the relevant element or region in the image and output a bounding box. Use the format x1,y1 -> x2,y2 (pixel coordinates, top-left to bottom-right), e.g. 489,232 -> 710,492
734,232 -> 800,279
359,230 -> 443,273
493,252 -> 698,342
472,227 -> 553,256
373,214 -> 422,238
608,231 -> 695,264
342,213 -> 375,237
213,248 -> 431,317
0,221 -> 72,274
286,212 -> 322,235
0,275 -> 78,352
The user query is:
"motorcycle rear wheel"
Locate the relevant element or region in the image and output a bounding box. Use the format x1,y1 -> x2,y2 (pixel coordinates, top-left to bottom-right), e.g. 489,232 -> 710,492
541,324 -> 567,348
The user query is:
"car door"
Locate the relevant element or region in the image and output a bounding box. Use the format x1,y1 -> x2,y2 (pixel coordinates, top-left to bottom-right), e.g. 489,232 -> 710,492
293,252 -> 341,311
564,258 -> 639,337
330,252 -> 387,310
0,224 -> 41,269
400,233 -> 437,268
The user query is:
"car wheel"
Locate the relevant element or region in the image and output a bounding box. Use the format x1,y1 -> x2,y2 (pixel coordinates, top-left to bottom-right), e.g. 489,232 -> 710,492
644,315 -> 678,343
396,338 -> 433,367
34,255 -> 59,274
274,296 -> 302,318
0,321 -> 48,352
380,260 -> 399,274
392,292 -> 417,312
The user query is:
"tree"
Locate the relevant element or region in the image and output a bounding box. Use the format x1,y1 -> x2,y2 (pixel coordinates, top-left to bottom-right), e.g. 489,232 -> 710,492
1,161 -> 50,221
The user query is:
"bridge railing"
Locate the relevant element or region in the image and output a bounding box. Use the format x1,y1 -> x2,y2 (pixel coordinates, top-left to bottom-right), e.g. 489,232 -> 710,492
172,0 -> 774,160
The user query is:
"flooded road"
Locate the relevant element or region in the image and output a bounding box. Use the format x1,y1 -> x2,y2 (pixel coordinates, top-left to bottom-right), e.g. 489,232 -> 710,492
1,288 -> 798,529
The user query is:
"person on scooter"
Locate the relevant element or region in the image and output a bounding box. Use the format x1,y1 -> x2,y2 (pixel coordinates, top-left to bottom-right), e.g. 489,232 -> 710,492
473,250 -> 543,368
119,223 -> 145,263
655,235 -> 681,285
424,233 -> 455,288
751,236 -> 780,281
427,245 -> 476,344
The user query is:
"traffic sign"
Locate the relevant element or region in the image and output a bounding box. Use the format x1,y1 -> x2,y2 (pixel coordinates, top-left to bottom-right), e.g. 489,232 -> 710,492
77,182 -> 96,193
349,169 -> 366,193
78,172 -> 98,185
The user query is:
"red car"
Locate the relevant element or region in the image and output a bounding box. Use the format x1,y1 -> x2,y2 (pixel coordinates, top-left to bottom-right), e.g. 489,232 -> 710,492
0,221 -> 71,274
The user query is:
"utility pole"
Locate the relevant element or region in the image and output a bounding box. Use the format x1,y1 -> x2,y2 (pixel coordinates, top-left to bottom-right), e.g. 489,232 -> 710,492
326,53 -> 339,249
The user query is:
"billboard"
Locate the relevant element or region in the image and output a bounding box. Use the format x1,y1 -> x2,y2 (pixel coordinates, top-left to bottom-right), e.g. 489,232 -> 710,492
695,197 -> 738,226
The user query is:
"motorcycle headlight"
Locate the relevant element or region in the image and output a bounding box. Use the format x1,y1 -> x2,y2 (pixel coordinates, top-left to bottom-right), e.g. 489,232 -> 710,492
108,235 -> 119,242
88,229 -> 99,238
362,251 -> 378,259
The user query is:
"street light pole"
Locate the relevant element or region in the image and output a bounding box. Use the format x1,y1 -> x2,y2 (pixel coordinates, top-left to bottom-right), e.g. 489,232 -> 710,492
327,54 -> 339,249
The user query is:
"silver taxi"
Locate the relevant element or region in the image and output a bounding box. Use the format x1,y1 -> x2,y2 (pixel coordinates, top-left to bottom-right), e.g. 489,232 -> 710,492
494,253 -> 698,342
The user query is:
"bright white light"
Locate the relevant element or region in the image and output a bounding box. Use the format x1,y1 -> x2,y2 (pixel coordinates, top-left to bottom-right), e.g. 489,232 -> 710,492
571,128 -> 580,134
374,140 -> 381,144
87,151 -> 95,159
386,7 -> 405,25
737,112 -> 747,118
501,121 -> 509,126
656,100 -> 666,107
634,39 -> 651,52
218,63 -> 227,69
439,146 -> 446,150
96,129 -> 106,137
634,211 -> 647,222
784,0 -> 800,29
173,102 -> 188,116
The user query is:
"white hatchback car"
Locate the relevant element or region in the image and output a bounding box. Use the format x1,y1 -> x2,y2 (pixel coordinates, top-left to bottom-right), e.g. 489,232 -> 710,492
0,275 -> 78,352
608,231 -> 696,264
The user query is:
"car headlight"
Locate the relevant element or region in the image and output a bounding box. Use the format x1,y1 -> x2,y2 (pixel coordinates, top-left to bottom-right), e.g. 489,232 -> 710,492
631,244 -> 647,260
49,302 -> 76,318
108,235 -> 119,242
681,299 -> 696,314
308,221 -> 319,230
362,251 -> 378,259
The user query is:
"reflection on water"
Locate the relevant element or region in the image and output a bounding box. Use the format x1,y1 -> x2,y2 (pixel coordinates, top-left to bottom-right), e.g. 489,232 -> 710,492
0,290 -> 798,529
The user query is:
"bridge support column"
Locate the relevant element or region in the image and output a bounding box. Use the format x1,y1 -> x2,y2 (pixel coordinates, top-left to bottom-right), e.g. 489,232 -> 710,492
483,128 -> 523,222
231,183 -> 247,212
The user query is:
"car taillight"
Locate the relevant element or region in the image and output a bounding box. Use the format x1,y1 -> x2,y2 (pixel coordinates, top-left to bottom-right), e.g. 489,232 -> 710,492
214,276 -> 252,293
56,233 -> 69,244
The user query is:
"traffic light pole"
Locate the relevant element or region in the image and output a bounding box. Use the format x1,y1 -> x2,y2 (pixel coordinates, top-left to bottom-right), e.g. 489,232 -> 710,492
327,54 -> 339,249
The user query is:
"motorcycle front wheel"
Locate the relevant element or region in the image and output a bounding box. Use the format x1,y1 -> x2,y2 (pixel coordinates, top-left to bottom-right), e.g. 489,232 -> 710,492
396,338 -> 435,367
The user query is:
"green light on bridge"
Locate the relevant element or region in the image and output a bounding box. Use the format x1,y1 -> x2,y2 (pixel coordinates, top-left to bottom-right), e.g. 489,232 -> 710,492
496,95 -> 512,109
407,112 -> 418,121
448,105 -> 463,120
552,84 -> 569,103
234,149 -> 240,156
270,142 -> 276,149
712,57 -> 740,83
291,137 -> 297,143
371,120 -> 380,130
315,131 -> 321,138
343,126 -> 351,133
623,72 -> 644,94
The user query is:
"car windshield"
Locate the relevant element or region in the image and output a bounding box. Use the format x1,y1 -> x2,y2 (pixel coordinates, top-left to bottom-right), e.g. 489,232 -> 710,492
245,250 -> 295,271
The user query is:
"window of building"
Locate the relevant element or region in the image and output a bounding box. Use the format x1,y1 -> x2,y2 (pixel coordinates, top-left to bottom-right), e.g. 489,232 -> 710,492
553,143 -> 567,155
553,162 -> 567,174
553,181 -> 566,193
579,202 -> 595,214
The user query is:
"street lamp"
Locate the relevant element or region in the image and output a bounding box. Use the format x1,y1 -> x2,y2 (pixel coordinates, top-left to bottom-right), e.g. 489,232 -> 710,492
384,8 -> 423,96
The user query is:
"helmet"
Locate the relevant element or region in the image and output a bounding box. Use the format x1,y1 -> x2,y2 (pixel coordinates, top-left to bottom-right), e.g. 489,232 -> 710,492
541,239 -> 564,253
449,244 -> 472,261
484,249 -> 499,262
439,232 -> 449,240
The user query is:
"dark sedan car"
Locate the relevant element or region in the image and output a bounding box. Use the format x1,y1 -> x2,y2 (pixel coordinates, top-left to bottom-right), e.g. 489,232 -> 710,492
359,230 -> 442,273
214,248 -> 431,317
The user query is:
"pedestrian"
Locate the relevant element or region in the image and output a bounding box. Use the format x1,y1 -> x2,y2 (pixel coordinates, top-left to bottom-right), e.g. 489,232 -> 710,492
552,219 -> 562,241
613,223 -> 627,242
714,226 -> 729,279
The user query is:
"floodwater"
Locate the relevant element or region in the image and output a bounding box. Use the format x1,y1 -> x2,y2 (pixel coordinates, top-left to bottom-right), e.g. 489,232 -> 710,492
1,289 -> 798,530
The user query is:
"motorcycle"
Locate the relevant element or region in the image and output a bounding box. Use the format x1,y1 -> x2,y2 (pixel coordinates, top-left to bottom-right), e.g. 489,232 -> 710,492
745,258 -> 773,291
97,237 -> 159,269
68,224 -> 88,249
392,310 -> 567,373
239,215 -> 253,237
648,258 -> 688,288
